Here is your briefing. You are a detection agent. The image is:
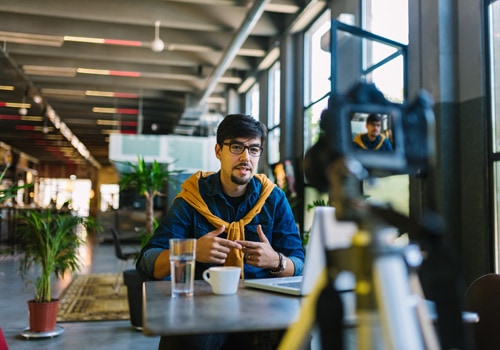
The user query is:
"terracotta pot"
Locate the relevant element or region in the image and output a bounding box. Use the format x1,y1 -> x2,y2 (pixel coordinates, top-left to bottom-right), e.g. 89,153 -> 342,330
27,299 -> 59,332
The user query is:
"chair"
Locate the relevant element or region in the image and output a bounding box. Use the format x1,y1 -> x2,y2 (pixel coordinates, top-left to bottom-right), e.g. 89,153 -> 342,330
110,228 -> 139,294
463,273 -> 500,350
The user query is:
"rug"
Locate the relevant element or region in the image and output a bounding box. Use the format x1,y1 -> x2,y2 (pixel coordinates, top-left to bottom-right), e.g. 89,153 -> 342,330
57,273 -> 130,322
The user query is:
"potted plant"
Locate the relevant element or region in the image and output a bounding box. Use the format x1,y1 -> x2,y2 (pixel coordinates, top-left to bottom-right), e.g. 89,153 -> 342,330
16,209 -> 99,334
117,155 -> 182,329
118,156 -> 182,239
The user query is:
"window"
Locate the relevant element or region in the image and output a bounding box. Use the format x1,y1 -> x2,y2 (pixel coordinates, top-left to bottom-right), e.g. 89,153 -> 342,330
304,10 -> 331,154
363,0 -> 409,44
488,0 -> 500,271
37,177 -> 92,216
245,83 -> 260,119
268,61 -> 281,164
100,184 -> 120,212
303,3 -> 410,221
363,0 -> 408,102
358,0 -> 409,215
303,10 -> 332,231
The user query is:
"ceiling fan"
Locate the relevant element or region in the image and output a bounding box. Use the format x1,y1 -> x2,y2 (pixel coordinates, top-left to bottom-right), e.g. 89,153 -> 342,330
151,20 -> 165,52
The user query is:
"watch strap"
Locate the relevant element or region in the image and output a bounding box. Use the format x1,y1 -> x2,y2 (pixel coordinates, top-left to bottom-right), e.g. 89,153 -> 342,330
270,252 -> 286,275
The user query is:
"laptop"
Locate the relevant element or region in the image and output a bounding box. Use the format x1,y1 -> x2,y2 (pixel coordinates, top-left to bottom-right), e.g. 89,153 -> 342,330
243,206 -> 358,296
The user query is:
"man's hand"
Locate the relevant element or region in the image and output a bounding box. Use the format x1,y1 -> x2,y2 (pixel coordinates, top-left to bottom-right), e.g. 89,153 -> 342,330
235,225 -> 279,269
196,225 -> 242,264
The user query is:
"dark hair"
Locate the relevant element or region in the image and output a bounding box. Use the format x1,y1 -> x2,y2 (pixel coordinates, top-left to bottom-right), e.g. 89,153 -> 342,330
216,114 -> 267,145
366,113 -> 382,124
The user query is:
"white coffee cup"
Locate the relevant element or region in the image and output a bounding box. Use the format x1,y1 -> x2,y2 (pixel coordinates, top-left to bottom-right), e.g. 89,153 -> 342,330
202,266 -> 241,295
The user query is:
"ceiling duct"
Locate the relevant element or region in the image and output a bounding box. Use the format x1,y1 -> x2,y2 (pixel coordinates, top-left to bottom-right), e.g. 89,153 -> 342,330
197,0 -> 271,107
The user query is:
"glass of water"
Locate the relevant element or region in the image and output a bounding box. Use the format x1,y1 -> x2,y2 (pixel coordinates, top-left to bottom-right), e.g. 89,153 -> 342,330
169,238 -> 196,297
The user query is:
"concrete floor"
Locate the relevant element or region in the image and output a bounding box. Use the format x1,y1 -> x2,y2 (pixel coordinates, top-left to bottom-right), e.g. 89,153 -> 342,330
0,233 -> 161,350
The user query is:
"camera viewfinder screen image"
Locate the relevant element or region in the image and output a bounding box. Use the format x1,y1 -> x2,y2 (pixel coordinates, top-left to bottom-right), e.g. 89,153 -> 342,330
350,112 -> 395,153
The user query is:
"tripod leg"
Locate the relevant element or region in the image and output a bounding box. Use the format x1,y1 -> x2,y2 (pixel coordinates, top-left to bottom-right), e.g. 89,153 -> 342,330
278,270 -> 328,350
373,254 -> 426,350
408,272 -> 441,350
316,282 -> 344,349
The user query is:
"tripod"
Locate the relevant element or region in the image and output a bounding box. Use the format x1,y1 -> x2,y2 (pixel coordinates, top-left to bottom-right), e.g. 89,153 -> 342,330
279,157 -> 464,349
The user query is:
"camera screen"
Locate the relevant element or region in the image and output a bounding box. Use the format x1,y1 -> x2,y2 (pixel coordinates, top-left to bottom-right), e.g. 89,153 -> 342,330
349,112 -> 395,152
341,104 -> 407,174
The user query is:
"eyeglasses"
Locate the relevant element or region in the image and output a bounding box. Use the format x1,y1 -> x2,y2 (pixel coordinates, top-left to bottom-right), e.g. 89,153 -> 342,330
222,142 -> 263,157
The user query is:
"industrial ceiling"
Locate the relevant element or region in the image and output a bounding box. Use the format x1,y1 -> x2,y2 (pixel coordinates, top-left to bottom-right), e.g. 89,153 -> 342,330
0,0 -> 326,168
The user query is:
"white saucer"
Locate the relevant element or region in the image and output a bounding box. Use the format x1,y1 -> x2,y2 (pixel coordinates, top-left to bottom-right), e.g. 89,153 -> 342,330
19,325 -> 64,339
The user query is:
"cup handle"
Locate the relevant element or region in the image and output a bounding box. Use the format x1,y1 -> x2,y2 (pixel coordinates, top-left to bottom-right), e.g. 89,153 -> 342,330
202,269 -> 211,284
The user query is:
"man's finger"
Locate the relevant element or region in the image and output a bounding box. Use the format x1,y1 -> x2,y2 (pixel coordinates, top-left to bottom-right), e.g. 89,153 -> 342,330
204,225 -> 226,237
256,224 -> 269,243
225,240 -> 243,250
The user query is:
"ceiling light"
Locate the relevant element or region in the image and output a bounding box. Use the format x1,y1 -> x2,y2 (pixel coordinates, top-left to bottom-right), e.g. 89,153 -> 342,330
151,21 -> 165,52
42,88 -> 86,97
92,107 -> 138,114
0,86 -> 14,91
0,31 -> 63,46
77,68 -> 140,77
207,96 -> 226,104
237,77 -> 256,93
86,90 -> 138,98
0,102 -> 31,108
96,120 -> 120,126
64,36 -> 142,47
258,46 -> 280,70
217,76 -> 242,84
22,65 -> 77,77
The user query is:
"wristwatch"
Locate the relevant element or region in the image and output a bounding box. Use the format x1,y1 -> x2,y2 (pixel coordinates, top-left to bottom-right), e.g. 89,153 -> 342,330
270,252 -> 287,275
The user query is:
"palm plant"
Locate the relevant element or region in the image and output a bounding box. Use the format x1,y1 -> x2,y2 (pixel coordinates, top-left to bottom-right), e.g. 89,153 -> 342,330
17,209 -> 99,302
117,156 -> 182,237
0,165 -> 32,204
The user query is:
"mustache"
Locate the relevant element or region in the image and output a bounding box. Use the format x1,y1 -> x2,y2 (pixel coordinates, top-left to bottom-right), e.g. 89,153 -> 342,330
235,162 -> 252,169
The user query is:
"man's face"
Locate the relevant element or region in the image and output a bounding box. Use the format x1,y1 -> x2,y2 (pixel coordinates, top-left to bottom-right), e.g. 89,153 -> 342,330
366,121 -> 382,140
215,137 -> 262,186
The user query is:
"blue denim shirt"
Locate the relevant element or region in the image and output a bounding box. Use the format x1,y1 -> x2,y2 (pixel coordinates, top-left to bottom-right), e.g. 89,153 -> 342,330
136,172 -> 305,280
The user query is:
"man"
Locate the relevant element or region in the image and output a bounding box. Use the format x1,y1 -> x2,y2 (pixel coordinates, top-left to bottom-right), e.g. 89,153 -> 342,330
136,113 -> 305,349
352,113 -> 393,151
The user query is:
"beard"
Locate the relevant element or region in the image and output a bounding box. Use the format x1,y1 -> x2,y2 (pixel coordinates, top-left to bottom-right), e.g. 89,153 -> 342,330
230,162 -> 253,185
231,173 -> 252,185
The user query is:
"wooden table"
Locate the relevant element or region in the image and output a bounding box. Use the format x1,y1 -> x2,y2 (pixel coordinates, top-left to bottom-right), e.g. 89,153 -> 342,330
142,280 -> 303,336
